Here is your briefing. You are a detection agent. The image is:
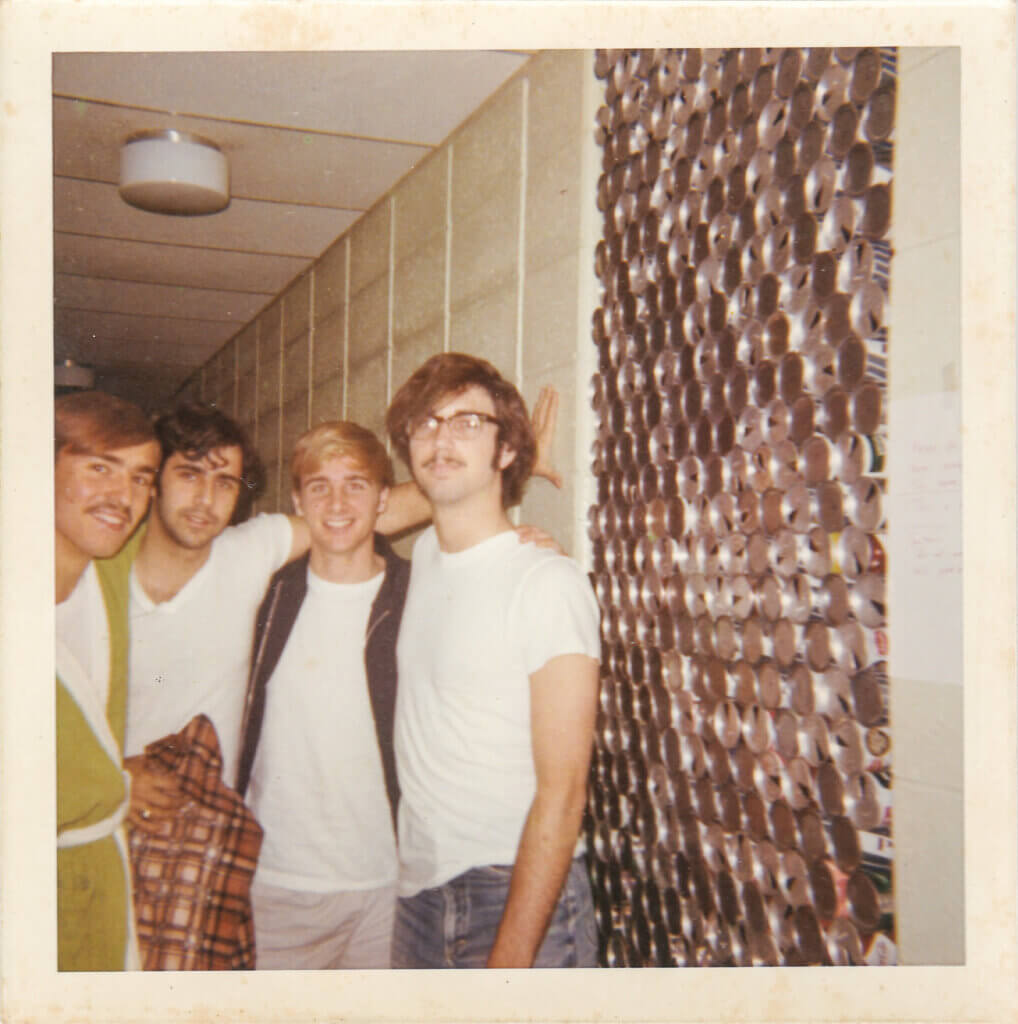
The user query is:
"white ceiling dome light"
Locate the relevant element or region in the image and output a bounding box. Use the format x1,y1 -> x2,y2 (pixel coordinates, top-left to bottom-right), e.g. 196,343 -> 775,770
119,129 -> 230,215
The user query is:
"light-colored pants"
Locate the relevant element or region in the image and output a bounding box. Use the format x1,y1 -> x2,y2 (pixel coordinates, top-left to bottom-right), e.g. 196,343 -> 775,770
252,879 -> 396,970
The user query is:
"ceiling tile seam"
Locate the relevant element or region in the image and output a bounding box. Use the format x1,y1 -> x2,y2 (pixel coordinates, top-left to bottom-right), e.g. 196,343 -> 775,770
55,305 -> 249,325
57,334 -> 222,348
93,370 -> 197,379
55,270 -> 276,298
53,230 -> 321,262
55,174 -> 370,213
58,344 -> 227,357
53,93 -> 440,150
75,361 -> 213,371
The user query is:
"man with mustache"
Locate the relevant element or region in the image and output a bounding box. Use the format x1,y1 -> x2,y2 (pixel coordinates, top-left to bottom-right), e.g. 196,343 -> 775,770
386,353 -> 601,968
54,391 -> 160,970
117,404 -> 310,803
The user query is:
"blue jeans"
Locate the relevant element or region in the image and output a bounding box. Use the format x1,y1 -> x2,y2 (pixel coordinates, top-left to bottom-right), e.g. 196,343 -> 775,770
392,857 -> 598,968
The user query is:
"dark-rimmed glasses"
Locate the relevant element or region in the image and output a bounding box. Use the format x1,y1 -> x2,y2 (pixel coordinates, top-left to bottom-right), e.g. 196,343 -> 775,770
408,411 -> 500,442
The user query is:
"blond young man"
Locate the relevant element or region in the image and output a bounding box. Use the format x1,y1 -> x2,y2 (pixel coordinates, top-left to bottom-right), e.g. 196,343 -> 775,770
233,422 -> 411,969
54,391 -> 161,970
386,354 -> 601,969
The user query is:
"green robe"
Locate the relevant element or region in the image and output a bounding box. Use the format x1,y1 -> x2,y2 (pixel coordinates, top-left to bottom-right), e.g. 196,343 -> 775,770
56,555 -> 132,971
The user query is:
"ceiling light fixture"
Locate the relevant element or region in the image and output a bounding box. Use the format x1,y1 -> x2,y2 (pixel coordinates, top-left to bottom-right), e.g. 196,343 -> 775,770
54,358 -> 95,390
119,129 -> 230,215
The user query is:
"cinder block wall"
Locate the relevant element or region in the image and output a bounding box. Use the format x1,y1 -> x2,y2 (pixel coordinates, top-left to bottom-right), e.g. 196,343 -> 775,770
186,50 -> 599,560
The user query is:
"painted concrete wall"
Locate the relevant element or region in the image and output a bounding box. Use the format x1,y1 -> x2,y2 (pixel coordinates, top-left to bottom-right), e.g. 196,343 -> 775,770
190,50 -> 598,562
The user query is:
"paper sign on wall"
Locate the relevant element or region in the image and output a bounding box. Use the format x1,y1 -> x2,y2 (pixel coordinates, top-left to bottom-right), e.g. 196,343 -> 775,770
887,391 -> 963,686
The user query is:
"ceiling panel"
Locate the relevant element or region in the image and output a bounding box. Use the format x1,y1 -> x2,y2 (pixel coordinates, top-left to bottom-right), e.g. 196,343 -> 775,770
55,308 -> 238,352
54,97 -> 429,209
53,51 -> 532,144
91,349 -> 214,374
54,234 -> 310,294
54,274 -> 270,323
54,178 -> 358,256
92,367 -> 194,408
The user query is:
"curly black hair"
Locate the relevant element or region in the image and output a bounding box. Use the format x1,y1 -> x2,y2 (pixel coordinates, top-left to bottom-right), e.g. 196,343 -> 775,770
154,403 -> 265,523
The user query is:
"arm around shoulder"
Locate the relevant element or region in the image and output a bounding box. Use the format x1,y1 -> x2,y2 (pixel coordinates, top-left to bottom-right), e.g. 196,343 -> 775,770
285,514 -> 311,562
375,481 -> 431,537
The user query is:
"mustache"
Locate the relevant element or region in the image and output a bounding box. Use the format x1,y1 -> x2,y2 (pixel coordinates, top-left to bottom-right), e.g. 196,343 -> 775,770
423,454 -> 465,469
87,500 -> 130,521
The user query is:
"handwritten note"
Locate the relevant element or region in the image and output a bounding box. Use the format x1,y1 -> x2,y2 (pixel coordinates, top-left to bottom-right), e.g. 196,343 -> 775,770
886,391 -> 963,685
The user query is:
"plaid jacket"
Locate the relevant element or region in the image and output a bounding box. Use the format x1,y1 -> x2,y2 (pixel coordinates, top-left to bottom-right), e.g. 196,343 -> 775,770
127,714 -> 263,970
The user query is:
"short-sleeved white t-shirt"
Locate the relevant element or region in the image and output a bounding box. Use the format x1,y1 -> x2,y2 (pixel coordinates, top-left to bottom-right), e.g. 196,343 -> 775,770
247,566 -> 397,893
124,513 -> 293,788
394,527 -> 601,897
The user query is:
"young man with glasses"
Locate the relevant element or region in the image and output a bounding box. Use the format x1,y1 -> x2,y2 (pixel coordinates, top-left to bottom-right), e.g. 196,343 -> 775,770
386,352 -> 601,969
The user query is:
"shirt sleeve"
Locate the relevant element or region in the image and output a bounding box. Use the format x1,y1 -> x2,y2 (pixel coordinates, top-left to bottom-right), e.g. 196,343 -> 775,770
214,513 -> 294,588
512,555 -> 602,676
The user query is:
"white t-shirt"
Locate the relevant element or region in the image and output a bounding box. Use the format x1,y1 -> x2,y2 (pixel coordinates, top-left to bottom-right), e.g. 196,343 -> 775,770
247,566 -> 397,893
394,527 -> 601,897
124,513 -> 293,788
56,562 -> 110,711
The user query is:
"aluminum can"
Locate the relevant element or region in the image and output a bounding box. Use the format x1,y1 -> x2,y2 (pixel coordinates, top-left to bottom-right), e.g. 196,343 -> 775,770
852,662 -> 888,726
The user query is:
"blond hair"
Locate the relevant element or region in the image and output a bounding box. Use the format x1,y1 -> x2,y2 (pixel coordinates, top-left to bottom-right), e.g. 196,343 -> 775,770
291,421 -> 394,493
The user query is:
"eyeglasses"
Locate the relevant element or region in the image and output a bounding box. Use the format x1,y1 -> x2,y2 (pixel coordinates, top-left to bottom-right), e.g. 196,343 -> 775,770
408,411 -> 500,441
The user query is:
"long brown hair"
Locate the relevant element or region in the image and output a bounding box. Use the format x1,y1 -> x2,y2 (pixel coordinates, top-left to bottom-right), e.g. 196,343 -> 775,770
386,352 -> 536,507
55,390 -> 156,457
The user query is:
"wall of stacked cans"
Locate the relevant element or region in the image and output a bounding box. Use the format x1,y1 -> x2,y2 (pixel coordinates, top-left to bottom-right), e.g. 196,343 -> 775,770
585,47 -> 894,967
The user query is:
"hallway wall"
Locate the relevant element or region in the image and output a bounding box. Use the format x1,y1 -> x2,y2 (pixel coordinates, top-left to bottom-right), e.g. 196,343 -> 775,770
186,50 -> 598,559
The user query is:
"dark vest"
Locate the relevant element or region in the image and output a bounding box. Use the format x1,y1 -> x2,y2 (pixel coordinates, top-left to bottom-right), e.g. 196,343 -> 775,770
234,534 -> 410,830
